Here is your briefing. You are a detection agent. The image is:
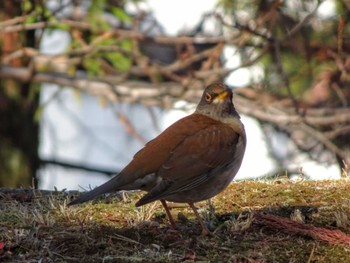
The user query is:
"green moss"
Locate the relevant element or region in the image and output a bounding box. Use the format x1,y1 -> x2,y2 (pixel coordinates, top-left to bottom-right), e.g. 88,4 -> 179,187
1,179 -> 350,262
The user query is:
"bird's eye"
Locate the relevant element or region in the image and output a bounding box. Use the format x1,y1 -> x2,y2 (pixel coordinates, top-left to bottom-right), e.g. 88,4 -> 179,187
205,93 -> 212,102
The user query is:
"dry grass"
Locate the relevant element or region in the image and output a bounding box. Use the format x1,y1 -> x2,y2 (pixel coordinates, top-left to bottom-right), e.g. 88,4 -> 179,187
1,178 -> 350,262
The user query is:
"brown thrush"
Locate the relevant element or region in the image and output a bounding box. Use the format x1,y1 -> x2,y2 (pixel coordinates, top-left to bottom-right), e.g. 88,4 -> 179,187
69,82 -> 246,235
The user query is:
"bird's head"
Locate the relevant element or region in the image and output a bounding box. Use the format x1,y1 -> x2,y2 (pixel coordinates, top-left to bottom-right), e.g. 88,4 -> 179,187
196,82 -> 239,121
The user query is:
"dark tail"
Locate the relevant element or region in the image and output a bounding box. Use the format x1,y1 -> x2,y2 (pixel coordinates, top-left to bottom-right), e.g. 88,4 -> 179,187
68,176 -> 120,206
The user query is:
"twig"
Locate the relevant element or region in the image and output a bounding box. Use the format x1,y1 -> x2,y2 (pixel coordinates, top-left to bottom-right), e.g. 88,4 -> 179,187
234,95 -> 350,126
0,11 -> 36,27
0,65 -> 189,105
299,123 -> 350,165
337,15 -> 345,55
281,1 -> 321,42
116,110 -> 147,144
40,158 -> 118,176
325,125 -> 350,139
255,213 -> 350,246
0,20 -> 228,44
272,38 -> 300,113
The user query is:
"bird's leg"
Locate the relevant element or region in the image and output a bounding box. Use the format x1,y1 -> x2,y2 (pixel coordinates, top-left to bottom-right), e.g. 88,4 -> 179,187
188,202 -> 210,236
160,200 -> 177,229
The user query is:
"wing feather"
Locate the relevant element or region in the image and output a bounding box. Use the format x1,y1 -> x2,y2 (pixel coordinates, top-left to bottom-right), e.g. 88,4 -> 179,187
136,123 -> 240,205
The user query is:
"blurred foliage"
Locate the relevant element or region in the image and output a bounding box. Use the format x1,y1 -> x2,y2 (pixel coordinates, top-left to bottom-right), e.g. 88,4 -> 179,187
0,0 -> 39,187
219,0 -> 348,101
0,0 -> 136,186
76,0 -> 133,75
0,84 -> 40,187
215,0 -> 350,171
1,0 -> 350,186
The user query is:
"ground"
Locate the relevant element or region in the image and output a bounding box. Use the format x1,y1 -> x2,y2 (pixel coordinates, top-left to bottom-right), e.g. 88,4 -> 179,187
1,178 -> 350,262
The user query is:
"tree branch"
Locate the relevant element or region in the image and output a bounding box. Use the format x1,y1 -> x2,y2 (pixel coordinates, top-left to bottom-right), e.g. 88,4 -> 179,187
0,65 -> 196,106
41,158 -> 119,176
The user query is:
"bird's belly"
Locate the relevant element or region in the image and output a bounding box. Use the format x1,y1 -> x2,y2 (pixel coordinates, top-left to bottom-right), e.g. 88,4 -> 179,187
164,162 -> 240,203
122,173 -> 160,191
163,138 -> 245,203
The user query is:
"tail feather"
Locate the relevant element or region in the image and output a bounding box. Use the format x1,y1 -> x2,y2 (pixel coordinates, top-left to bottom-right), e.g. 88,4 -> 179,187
135,180 -> 171,207
68,177 -> 119,206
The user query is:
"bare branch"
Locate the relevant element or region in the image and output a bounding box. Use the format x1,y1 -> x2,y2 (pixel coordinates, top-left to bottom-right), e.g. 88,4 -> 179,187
0,65 -> 191,106
281,1 -> 321,42
41,158 -> 118,176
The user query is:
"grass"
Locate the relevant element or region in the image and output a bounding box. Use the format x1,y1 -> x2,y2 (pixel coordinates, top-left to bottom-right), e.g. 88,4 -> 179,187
1,178 -> 350,262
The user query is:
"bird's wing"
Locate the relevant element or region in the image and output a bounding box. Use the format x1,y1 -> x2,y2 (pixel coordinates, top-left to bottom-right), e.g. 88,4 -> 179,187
118,113 -> 226,186
136,122 -> 242,206
68,114 -> 221,205
162,124 -> 239,178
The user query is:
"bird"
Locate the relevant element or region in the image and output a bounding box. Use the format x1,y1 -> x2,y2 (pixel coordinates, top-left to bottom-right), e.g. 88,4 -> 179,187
68,82 -> 246,235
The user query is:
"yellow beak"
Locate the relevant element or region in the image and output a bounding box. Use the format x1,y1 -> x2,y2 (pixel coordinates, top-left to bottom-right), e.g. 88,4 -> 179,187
213,91 -> 229,103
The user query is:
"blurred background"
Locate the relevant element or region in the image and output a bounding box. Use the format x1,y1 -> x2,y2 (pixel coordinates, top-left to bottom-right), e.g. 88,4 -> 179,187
0,0 -> 349,191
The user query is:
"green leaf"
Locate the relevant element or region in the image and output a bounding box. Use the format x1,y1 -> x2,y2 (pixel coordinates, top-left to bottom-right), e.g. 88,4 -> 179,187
120,39 -> 133,51
83,57 -> 102,76
24,15 -> 37,24
105,52 -> 131,72
111,7 -> 132,23
22,0 -> 32,12
50,23 -> 70,31
34,106 -> 44,122
87,0 -> 111,31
